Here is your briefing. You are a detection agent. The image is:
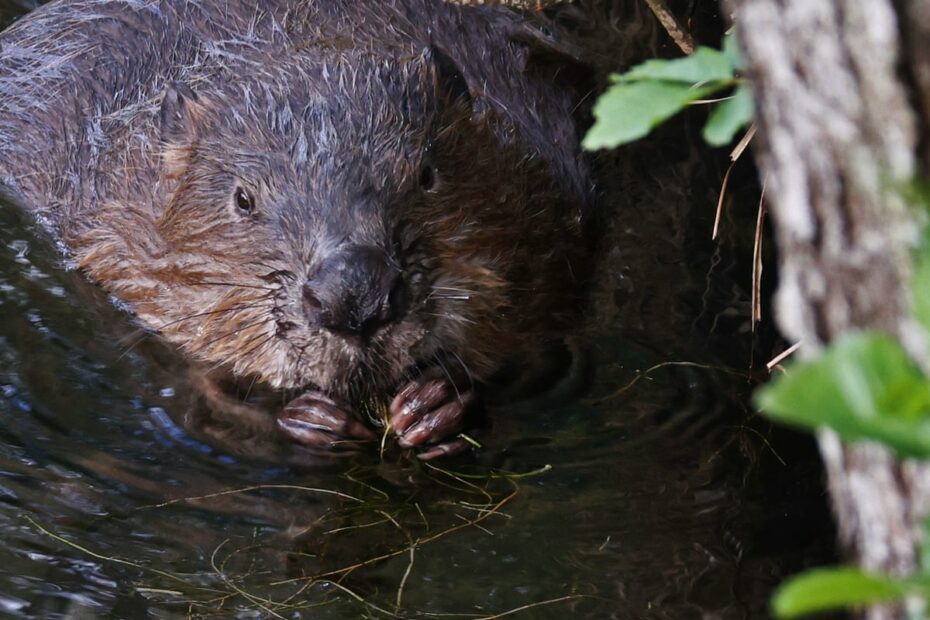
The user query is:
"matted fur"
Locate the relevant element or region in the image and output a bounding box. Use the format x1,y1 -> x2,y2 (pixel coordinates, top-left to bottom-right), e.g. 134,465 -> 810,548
0,0 -> 589,401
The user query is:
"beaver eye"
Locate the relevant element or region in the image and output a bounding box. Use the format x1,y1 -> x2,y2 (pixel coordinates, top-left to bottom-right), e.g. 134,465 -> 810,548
234,187 -> 256,215
419,164 -> 436,191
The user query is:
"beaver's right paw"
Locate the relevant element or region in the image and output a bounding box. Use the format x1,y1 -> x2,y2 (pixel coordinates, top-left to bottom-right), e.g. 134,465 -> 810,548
388,372 -> 475,460
277,391 -> 375,452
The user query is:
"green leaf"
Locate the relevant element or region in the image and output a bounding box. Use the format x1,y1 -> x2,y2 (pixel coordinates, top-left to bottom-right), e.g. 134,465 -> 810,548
617,47 -> 735,84
722,31 -> 744,72
772,568 -> 910,618
583,81 -> 717,150
702,84 -> 754,146
756,332 -> 930,457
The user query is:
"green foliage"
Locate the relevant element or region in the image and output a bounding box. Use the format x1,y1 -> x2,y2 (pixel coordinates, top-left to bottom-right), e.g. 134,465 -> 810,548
757,332 -> 930,458
702,85 -> 754,146
772,568 -> 913,618
583,33 -> 752,150
582,23 -> 930,620
758,334 -> 930,616
617,46 -> 734,83
722,31 -> 745,71
751,179 -> 930,616
582,82 -> 717,149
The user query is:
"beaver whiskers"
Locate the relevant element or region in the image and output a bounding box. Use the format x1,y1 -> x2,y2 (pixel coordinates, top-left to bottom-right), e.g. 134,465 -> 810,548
1,0 -> 592,459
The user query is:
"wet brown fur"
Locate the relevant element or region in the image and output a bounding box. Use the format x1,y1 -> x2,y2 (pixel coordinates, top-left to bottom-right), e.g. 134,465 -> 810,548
0,0 -> 589,403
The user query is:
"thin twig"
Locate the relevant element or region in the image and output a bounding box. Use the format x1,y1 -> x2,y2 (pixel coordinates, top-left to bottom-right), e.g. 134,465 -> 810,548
722,425 -> 787,466
139,484 -> 363,510
713,160 -> 736,240
642,0 -> 694,54
208,540 -> 287,620
730,123 -> 757,161
588,361 -> 754,404
314,579 -> 397,617
25,517 -> 227,595
395,545 -> 416,611
476,594 -> 588,619
270,486 -> 520,587
767,342 -> 801,371
751,181 -> 767,328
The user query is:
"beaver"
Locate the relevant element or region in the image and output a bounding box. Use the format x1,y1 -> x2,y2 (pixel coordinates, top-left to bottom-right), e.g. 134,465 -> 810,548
0,0 -> 591,459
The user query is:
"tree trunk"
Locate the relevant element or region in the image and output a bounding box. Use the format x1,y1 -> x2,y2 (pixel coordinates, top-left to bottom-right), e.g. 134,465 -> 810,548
725,0 -> 930,616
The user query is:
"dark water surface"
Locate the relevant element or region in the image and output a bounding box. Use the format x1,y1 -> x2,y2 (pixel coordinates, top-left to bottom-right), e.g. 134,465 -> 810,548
0,2 -> 835,618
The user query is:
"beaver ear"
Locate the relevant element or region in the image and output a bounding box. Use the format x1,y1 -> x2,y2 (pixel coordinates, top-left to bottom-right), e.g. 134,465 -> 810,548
159,81 -> 202,145
159,82 -> 205,176
507,21 -> 595,111
425,46 -> 472,106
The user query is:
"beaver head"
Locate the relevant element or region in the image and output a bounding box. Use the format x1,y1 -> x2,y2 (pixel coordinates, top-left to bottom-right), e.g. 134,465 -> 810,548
77,45 -> 587,401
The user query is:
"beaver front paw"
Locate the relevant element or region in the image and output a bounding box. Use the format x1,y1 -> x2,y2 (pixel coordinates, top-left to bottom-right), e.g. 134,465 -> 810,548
389,371 -> 475,461
277,391 -> 375,453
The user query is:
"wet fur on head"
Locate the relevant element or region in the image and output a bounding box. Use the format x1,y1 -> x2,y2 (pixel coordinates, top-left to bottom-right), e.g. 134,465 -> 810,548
0,0 -> 589,401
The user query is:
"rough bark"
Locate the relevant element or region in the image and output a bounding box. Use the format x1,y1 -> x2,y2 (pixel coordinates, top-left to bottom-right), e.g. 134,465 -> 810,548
726,0 -> 930,616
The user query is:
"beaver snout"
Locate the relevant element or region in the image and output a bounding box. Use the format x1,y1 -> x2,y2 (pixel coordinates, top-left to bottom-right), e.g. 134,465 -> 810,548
301,245 -> 405,342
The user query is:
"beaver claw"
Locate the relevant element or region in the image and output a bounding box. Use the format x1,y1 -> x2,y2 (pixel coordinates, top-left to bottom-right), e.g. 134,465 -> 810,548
389,372 -> 475,460
278,391 -> 375,452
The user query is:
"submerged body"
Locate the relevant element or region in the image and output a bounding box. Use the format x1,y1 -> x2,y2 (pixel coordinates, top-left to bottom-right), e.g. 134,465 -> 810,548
0,0 -> 590,458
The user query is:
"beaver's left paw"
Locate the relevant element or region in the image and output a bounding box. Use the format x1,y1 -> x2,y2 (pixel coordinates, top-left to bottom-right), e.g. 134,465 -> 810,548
389,372 -> 475,460
278,391 -> 375,453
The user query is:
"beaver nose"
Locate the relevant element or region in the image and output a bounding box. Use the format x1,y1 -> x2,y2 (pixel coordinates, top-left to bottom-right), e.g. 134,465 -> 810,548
302,245 -> 404,340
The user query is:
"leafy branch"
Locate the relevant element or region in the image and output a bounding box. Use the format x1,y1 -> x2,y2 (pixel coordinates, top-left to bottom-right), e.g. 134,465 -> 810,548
583,25 -> 930,618
753,205 -> 930,617
583,33 -> 752,150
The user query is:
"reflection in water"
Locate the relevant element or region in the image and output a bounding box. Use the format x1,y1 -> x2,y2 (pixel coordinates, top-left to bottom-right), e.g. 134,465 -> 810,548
0,2 -> 835,618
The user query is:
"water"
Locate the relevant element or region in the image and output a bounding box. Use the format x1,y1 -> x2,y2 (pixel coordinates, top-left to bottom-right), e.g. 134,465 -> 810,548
0,2 -> 836,618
